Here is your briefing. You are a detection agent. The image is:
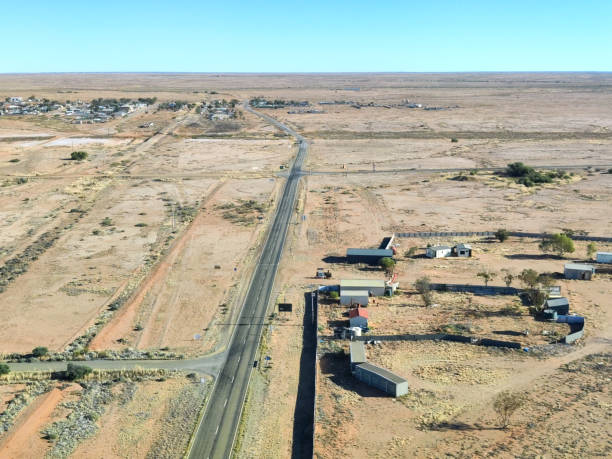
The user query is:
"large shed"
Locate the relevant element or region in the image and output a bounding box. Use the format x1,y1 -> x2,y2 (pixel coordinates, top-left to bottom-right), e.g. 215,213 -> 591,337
564,263 -> 595,280
340,279 -> 386,297
346,248 -> 394,265
340,289 -> 369,306
348,308 -> 369,328
353,362 -> 409,397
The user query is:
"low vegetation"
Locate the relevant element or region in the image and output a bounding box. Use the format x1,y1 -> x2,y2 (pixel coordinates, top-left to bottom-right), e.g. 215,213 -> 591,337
493,390 -> 527,429
70,151 -> 88,160
539,233 -> 575,257
504,162 -> 569,187
217,199 -> 267,225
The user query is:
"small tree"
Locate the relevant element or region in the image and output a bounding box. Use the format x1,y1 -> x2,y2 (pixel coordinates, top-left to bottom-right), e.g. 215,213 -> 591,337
100,217 -> 113,227
502,270 -> 514,287
415,276 -> 434,307
379,257 -> 396,274
65,363 -> 92,381
586,242 -> 597,259
404,247 -> 418,258
539,233 -> 575,257
70,151 -> 88,161
32,346 -> 48,357
329,291 -> 339,300
477,271 -> 496,287
0,363 -> 9,376
495,228 -> 510,243
493,391 -> 526,429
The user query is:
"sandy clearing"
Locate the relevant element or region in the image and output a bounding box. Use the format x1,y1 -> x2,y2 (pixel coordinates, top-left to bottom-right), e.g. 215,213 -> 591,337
44,137 -> 130,147
89,180 -> 225,351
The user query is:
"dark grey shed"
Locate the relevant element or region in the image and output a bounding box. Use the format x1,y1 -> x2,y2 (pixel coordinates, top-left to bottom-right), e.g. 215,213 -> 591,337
353,362 -> 409,397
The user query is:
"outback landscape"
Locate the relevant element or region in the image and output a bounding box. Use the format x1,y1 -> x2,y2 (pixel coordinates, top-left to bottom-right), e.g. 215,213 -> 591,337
0,72 -> 610,458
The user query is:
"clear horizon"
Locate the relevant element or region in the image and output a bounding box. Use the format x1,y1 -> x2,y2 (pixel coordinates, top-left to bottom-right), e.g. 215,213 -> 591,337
2,0 -> 611,73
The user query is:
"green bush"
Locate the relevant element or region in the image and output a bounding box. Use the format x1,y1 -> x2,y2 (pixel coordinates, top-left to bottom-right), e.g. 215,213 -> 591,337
100,217 -> 113,227
495,228 -> 510,242
70,151 -> 88,160
9,158 -> 20,163
65,363 -> 92,381
329,291 -> 339,300
32,346 -> 49,357
0,363 -> 9,375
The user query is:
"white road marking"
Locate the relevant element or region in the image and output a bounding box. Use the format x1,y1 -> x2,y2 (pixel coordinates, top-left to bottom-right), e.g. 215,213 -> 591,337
231,376 -> 234,383
224,398 -> 228,407
237,356 -> 241,363
215,425 -> 219,435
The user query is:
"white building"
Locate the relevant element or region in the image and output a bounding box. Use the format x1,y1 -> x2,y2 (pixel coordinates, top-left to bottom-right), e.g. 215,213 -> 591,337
426,245 -> 452,258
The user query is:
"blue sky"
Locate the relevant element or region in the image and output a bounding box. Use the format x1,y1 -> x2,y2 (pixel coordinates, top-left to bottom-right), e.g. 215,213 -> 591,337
2,0 -> 611,72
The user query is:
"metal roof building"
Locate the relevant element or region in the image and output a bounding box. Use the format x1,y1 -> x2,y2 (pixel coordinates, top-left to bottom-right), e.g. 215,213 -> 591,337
544,297 -> 570,315
564,263 -> 595,280
346,248 -> 394,265
353,362 -> 409,397
340,289 -> 370,306
340,279 -> 386,297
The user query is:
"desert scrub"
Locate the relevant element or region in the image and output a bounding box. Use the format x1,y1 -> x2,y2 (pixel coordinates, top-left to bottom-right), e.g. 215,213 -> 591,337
42,382 -> 112,458
0,381 -> 52,434
216,199 -> 267,225
146,380 -> 210,459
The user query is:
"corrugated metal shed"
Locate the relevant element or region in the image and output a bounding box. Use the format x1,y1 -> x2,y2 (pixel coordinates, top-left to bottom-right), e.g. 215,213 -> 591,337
564,263 -> 595,280
341,279 -> 386,297
340,290 -> 369,306
353,362 -> 409,397
544,297 -> 569,315
347,248 -> 393,257
341,279 -> 386,288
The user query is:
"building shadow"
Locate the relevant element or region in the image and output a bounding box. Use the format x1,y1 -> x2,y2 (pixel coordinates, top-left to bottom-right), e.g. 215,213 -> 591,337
322,255 -> 346,264
291,292 -> 317,459
318,352 -> 388,398
504,254 -> 563,260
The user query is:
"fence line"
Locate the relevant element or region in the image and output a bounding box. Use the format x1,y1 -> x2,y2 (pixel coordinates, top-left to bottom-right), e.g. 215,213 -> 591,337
395,231 -> 612,242
354,333 -> 522,349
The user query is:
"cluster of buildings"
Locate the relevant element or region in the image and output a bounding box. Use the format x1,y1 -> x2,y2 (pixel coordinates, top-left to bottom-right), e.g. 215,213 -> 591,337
200,101 -> 237,121
249,98 -> 309,109
0,96 -> 150,124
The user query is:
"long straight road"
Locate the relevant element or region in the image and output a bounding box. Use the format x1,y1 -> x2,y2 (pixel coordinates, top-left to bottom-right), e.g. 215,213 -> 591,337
186,107 -> 307,459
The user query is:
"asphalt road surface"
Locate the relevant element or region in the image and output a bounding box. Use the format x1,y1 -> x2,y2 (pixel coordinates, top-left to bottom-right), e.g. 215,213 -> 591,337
186,106 -> 307,459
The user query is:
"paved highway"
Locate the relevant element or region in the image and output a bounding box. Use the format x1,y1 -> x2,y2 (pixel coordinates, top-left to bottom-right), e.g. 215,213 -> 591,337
186,106 -> 307,459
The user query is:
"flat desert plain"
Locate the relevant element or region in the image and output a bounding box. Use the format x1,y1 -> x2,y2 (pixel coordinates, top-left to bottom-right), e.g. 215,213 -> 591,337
0,73 -> 610,457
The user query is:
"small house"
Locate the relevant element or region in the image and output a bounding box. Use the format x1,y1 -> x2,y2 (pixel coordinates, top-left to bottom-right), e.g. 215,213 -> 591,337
544,297 -> 570,315
564,263 -> 595,280
454,243 -> 472,257
425,245 -> 452,258
596,252 -> 612,264
341,290 -> 369,307
348,308 -> 369,328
